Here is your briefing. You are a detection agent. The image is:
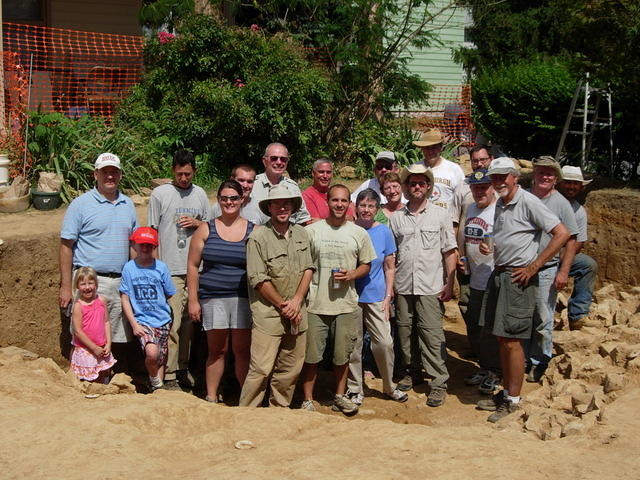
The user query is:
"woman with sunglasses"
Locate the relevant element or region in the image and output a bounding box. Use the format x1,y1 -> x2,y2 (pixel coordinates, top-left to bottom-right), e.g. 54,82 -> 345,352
187,179 -> 254,403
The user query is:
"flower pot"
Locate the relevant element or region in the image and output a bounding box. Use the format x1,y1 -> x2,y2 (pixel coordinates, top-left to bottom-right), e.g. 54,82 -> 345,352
31,189 -> 62,210
0,191 -> 30,213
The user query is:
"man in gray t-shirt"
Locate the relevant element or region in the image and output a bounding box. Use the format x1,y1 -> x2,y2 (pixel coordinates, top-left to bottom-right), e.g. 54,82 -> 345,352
476,157 -> 569,423
526,156 -> 579,382
148,150 -> 211,388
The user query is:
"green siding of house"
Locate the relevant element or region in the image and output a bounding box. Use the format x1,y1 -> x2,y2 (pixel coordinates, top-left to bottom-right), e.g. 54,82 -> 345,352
403,0 -> 468,87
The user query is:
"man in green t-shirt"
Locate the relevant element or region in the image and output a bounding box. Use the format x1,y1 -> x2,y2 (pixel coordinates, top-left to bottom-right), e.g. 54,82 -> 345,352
300,185 -> 376,415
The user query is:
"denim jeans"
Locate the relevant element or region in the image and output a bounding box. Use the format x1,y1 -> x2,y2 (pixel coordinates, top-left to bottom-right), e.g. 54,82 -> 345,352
528,265 -> 558,368
568,253 -> 597,322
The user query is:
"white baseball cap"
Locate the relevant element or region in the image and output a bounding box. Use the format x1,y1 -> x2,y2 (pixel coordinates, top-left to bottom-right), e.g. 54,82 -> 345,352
488,157 -> 519,176
94,153 -> 121,170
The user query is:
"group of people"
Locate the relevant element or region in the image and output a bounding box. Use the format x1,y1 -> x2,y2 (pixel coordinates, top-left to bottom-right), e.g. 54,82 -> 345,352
59,129 -> 597,422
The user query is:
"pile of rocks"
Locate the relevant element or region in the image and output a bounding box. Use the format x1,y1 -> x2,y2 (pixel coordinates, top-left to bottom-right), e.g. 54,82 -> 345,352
508,284 -> 640,440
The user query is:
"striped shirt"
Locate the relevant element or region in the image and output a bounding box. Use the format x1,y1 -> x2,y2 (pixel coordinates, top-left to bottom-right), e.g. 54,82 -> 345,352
61,188 -> 137,273
199,219 -> 254,299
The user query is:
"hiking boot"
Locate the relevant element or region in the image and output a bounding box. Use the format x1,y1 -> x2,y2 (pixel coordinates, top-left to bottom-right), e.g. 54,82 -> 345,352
464,370 -> 489,386
346,389 -> 364,406
476,391 -> 505,412
177,370 -> 195,389
300,399 -> 317,412
397,374 -> 413,392
426,388 -> 446,407
332,394 -> 359,415
385,388 -> 409,403
526,365 -> 546,383
478,371 -> 501,394
487,399 -> 520,423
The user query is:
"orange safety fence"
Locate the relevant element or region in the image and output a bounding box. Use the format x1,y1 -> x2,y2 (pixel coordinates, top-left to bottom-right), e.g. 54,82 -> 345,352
395,84 -> 474,145
2,22 -> 144,124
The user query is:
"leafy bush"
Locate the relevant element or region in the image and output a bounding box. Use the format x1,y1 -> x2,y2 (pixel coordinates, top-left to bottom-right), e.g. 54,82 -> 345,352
118,14 -> 332,178
472,58 -> 576,158
26,111 -> 164,202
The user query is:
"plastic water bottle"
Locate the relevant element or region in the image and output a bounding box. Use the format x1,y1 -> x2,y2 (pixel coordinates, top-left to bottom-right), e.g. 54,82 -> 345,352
176,214 -> 187,249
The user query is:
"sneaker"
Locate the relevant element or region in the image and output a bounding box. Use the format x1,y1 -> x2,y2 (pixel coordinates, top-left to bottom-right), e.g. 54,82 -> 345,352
526,365 -> 546,383
385,388 -> 409,403
300,399 -> 316,412
204,395 -> 218,403
487,399 -> 520,423
162,379 -> 181,391
149,377 -> 163,391
346,389 -> 364,406
464,370 -> 489,386
397,374 -> 413,392
426,388 -> 446,407
176,370 -> 195,389
478,371 -> 501,394
476,391 -> 505,412
332,394 -> 359,415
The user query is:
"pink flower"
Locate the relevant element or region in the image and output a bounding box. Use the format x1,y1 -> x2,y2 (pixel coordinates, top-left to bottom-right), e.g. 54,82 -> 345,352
234,78 -> 246,87
250,24 -> 260,32
158,31 -> 175,45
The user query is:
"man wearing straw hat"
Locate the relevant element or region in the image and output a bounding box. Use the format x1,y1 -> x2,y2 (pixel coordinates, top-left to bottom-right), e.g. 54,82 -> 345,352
239,184 -> 315,408
390,163 -> 457,407
559,166 -> 598,330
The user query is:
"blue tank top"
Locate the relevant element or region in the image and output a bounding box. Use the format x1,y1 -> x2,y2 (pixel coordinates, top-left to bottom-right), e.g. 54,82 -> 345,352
199,219 -> 254,299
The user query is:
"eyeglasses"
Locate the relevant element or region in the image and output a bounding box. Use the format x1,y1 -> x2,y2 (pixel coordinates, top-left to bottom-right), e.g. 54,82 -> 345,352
408,181 -> 428,187
219,195 -> 241,202
472,157 -> 491,163
267,156 -> 289,162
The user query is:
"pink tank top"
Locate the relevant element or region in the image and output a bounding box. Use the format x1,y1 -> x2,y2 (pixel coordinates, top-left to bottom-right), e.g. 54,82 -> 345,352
72,297 -> 107,348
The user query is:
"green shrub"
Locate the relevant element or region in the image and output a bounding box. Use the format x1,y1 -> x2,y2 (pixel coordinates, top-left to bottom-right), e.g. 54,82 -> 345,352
118,14 -> 332,178
472,58 -> 576,158
26,111 -> 164,202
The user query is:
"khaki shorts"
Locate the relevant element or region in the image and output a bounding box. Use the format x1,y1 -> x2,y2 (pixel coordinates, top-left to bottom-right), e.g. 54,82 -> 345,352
305,311 -> 359,366
482,269 -> 538,339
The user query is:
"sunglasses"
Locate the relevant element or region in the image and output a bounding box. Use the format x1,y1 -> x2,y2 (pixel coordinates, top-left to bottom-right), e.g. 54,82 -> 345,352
408,181 -> 429,187
219,195 -> 241,202
375,164 -> 393,171
267,155 -> 289,162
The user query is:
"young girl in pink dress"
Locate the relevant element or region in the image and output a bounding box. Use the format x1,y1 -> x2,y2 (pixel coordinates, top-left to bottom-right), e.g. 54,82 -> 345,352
70,267 -> 116,382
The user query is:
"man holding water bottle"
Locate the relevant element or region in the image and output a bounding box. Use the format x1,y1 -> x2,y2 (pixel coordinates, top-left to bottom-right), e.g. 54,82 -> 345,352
239,184 -> 314,407
300,184 -> 376,415
148,150 -> 211,389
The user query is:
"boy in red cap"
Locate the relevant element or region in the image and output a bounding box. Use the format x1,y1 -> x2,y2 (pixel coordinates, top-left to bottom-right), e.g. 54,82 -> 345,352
120,227 -> 176,390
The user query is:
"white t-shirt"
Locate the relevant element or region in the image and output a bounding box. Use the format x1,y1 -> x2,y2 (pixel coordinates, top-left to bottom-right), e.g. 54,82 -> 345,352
464,202 -> 496,290
429,158 -> 465,219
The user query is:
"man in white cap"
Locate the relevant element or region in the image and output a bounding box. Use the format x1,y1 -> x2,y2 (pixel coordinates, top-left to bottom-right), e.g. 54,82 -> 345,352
477,157 -> 569,422
239,184 -> 314,408
59,152 -> 138,371
246,142 -> 311,225
413,129 -> 465,220
526,156 -> 579,383
351,150 -> 405,204
559,166 -> 598,329
390,163 -> 457,407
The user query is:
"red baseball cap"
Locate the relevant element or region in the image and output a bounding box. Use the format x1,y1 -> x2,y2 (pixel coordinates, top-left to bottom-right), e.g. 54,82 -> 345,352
129,227 -> 159,246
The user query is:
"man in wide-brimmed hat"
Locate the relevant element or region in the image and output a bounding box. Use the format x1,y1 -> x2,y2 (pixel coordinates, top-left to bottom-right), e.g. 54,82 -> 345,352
559,166 -> 597,330
413,129 -> 465,220
389,163 -> 457,408
240,184 -> 315,408
526,156 -> 579,383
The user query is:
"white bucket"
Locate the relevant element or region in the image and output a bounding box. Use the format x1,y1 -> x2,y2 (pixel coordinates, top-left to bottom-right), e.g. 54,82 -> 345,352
0,154 -> 10,186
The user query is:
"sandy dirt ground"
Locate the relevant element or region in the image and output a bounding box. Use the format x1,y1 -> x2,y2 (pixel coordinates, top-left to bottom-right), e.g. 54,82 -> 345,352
1,187 -> 640,479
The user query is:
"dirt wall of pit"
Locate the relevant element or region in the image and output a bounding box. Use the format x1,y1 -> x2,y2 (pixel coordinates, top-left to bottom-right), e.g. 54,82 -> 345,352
0,189 -> 638,365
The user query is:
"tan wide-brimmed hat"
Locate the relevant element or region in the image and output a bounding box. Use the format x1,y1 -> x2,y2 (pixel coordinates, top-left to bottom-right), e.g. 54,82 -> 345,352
400,163 -> 435,199
561,165 -> 592,185
532,155 -> 563,179
258,183 -> 303,216
413,129 -> 444,147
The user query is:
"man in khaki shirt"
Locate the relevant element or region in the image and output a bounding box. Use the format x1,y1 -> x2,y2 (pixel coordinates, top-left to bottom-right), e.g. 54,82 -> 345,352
390,164 -> 457,407
239,185 -> 314,408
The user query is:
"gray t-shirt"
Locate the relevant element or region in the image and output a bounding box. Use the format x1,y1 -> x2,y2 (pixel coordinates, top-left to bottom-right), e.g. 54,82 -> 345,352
493,186 -> 560,267
211,196 -> 264,225
569,199 -> 588,243
148,183 -> 211,275
530,190 -> 579,266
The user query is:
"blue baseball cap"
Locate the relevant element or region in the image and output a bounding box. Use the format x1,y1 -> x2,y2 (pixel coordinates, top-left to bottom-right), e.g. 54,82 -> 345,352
467,168 -> 491,184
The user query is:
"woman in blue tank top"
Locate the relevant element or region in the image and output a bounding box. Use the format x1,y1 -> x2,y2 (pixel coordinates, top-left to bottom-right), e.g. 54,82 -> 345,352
187,179 -> 254,403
